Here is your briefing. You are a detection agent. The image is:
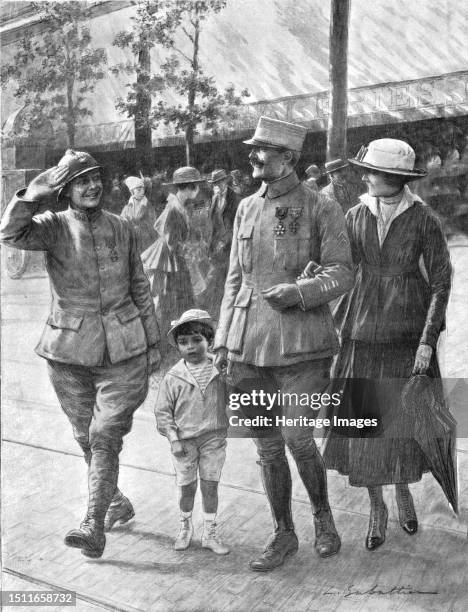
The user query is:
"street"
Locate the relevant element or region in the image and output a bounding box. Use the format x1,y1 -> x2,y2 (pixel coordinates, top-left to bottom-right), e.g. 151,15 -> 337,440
1,237 -> 468,612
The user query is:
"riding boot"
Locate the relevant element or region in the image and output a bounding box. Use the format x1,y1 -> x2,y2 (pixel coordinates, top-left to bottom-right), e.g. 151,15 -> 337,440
293,450 -> 341,557
249,460 -> 298,572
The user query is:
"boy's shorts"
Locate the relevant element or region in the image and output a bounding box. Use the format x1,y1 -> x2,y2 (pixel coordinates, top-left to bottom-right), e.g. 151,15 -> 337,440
171,429 -> 227,486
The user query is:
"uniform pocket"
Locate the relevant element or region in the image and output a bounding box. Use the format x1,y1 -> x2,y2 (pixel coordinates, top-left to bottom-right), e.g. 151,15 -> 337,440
47,311 -> 84,331
237,223 -> 254,273
116,303 -> 140,323
226,286 -> 253,353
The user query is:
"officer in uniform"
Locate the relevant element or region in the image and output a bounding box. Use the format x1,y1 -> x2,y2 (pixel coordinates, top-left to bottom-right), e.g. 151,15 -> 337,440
0,150 -> 160,558
214,117 -> 354,571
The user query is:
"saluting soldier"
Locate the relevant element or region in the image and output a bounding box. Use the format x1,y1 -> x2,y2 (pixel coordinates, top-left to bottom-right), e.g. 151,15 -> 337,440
214,117 -> 354,571
0,150 -> 160,559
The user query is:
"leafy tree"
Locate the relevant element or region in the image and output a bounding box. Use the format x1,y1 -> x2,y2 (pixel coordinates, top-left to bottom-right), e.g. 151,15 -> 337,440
113,0 -> 249,166
1,1 -> 107,147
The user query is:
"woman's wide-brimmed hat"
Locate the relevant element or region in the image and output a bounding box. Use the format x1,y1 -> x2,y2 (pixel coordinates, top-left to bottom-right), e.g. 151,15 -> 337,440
349,139 -> 427,178
163,166 -> 205,186
56,149 -> 101,199
167,309 -> 214,346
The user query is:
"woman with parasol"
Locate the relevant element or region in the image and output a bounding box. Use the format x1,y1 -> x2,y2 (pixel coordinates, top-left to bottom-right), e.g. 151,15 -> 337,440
324,139 -> 453,550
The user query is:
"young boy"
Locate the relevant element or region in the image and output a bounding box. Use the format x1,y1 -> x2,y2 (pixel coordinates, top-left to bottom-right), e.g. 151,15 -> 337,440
155,309 -> 230,554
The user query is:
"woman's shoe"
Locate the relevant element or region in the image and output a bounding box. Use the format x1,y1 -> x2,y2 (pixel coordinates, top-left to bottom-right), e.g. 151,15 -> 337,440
396,486 -> 418,535
365,503 -> 388,550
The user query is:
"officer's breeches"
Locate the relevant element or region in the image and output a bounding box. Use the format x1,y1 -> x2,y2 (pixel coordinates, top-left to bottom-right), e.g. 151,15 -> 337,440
228,359 -> 332,516
47,353 -> 148,520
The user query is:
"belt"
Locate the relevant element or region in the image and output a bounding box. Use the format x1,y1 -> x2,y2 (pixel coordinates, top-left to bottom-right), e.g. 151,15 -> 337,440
362,263 -> 418,277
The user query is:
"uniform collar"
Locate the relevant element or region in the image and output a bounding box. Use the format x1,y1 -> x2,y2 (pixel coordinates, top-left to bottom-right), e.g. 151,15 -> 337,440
360,184 -> 422,218
69,206 -> 103,222
260,171 -> 300,199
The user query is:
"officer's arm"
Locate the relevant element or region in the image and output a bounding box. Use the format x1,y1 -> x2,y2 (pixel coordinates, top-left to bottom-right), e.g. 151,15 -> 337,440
0,190 -> 57,251
128,222 -> 160,347
296,195 -> 354,309
213,202 -> 243,349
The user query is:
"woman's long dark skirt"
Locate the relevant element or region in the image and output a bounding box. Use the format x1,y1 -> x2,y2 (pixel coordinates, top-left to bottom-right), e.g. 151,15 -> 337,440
323,340 -> 442,487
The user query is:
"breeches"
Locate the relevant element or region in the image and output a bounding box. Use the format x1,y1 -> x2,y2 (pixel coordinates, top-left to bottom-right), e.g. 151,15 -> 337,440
228,359 -> 331,463
47,353 -> 148,460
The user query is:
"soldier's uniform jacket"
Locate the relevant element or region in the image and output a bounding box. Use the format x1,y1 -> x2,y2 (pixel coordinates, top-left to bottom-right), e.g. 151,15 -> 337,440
214,172 -> 354,366
0,191 -> 159,366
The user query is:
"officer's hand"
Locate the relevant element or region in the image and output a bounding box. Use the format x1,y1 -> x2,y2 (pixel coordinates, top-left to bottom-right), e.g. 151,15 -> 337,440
214,347 -> 228,375
413,344 -> 433,375
147,346 -> 162,374
171,440 -> 186,458
261,283 -> 301,310
25,166 -> 69,201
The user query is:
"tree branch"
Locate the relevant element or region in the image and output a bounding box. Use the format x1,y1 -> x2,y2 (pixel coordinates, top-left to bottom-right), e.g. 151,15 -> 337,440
181,26 -> 194,42
172,46 -> 192,64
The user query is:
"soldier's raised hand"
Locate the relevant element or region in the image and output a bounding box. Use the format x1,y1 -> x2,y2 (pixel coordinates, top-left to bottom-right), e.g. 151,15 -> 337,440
24,166 -> 69,201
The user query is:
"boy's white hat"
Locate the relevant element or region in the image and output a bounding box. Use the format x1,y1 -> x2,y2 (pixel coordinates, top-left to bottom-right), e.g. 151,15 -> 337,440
167,309 -> 214,346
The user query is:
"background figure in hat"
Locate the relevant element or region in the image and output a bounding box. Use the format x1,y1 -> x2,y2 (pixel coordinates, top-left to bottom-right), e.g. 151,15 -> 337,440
121,176 -> 157,252
214,116 -> 354,571
303,164 -> 321,191
155,309 -> 230,555
323,138 -> 452,550
200,169 -> 241,321
0,149 -> 161,559
141,167 -> 204,357
320,158 -> 360,215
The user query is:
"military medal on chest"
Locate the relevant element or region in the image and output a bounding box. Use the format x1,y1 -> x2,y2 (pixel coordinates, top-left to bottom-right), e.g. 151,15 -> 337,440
274,206 -> 288,236
105,237 -> 119,262
289,207 -> 303,234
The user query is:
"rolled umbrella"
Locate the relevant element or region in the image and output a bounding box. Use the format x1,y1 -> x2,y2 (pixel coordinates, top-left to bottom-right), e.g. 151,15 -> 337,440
401,375 -> 458,514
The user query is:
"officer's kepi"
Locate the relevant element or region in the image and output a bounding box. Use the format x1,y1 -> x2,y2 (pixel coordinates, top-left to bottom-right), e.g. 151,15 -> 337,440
244,116 -> 307,152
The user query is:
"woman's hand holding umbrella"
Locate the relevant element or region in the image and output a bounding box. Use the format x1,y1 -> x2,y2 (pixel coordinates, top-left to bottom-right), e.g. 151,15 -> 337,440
413,344 -> 433,374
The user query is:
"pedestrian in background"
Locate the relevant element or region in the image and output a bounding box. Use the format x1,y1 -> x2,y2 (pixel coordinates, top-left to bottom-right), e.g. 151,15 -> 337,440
121,176 -> 156,252
320,158 -> 359,214
141,167 -> 204,355
202,169 -> 240,321
0,149 -> 160,559
303,163 -> 321,191
324,139 -> 452,550
155,309 -> 230,555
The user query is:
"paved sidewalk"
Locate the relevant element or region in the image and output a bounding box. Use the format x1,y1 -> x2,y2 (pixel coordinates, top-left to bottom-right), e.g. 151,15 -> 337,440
2,438 -> 467,612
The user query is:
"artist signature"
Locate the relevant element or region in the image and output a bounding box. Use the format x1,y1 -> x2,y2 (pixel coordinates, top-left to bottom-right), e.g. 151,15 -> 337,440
324,584 -> 439,597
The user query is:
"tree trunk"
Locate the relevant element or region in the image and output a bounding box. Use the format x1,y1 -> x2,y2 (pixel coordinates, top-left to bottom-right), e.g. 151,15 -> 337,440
66,78 -> 75,147
135,32 -> 152,173
185,9 -> 200,166
326,0 -> 350,161
185,125 -> 194,166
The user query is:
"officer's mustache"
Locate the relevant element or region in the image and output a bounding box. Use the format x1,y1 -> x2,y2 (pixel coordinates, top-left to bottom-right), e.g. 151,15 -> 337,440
250,155 -> 264,167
